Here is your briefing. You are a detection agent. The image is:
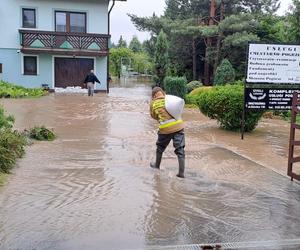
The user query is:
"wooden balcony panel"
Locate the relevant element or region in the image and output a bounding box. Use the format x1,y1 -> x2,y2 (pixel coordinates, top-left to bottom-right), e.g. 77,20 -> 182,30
19,29 -> 110,56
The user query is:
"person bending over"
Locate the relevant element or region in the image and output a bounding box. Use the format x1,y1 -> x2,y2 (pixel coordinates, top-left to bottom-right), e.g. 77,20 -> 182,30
150,87 -> 185,178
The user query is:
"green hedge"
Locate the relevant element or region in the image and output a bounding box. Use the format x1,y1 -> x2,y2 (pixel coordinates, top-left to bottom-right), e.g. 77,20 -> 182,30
0,80 -> 46,98
197,84 -> 263,132
164,76 -> 187,99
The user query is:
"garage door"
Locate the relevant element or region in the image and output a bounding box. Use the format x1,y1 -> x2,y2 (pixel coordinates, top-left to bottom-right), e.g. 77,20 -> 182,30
55,58 -> 94,88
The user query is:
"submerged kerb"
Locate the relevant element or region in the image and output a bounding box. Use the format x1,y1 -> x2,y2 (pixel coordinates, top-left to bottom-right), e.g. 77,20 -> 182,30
145,239 -> 300,250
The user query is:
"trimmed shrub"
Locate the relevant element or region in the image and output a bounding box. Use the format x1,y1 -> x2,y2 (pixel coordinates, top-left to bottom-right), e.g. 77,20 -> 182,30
186,86 -> 213,105
230,80 -> 244,86
214,59 -> 236,86
164,76 -> 187,99
197,84 -> 263,132
187,81 -> 203,93
189,86 -> 213,96
28,126 -> 56,141
0,80 -> 46,98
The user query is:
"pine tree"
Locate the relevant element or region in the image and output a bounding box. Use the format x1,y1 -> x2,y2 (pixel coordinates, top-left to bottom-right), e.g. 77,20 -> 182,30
213,59 -> 236,85
154,30 -> 169,87
117,36 -> 127,48
129,36 -> 142,53
289,0 -> 300,43
165,0 -> 211,19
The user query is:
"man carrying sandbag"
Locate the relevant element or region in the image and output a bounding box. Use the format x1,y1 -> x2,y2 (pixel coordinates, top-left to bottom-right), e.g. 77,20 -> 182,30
150,87 -> 185,178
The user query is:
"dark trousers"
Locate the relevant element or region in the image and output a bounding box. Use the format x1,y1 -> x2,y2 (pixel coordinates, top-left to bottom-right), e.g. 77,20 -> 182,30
156,129 -> 185,158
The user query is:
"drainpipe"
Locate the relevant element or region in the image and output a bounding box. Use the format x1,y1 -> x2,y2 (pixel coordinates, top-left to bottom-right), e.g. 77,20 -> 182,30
107,0 -> 116,94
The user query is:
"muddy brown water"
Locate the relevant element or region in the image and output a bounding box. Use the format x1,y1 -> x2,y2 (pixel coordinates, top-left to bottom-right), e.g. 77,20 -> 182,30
0,82 -> 300,250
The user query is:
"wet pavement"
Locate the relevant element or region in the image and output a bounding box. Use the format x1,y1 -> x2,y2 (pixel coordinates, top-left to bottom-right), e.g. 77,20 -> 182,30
0,82 -> 300,250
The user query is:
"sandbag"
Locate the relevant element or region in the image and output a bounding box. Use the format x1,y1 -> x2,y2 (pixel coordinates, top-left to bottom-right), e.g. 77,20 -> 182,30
165,95 -> 185,120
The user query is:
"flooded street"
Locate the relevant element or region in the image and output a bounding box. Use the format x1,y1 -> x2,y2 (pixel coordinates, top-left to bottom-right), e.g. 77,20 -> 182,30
0,82 -> 300,250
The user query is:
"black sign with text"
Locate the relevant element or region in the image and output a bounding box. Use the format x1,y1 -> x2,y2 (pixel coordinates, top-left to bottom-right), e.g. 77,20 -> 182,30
245,88 -> 300,110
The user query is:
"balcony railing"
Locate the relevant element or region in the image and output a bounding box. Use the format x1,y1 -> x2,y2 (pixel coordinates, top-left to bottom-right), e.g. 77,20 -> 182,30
19,29 -> 110,56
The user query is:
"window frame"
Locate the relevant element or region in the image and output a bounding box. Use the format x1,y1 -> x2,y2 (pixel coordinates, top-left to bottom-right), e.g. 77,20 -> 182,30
54,11 -> 87,33
23,56 -> 38,76
22,8 -> 36,28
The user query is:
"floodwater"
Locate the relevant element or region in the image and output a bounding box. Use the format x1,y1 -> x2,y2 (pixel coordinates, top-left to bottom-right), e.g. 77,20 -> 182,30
0,81 -> 300,250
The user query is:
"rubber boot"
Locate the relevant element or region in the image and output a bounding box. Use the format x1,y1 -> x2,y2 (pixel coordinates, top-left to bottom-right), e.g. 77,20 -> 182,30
176,157 -> 185,178
150,152 -> 162,169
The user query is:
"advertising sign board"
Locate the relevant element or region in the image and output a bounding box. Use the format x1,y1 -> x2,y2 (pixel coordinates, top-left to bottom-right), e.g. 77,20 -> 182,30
242,43 -> 300,139
247,43 -> 300,84
245,88 -> 300,110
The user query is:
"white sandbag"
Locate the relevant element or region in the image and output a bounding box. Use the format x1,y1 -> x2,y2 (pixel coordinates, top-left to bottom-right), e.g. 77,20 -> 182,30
165,95 -> 185,120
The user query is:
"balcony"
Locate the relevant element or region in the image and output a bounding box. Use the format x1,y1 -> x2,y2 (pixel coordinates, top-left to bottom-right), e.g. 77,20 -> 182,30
19,29 -> 110,57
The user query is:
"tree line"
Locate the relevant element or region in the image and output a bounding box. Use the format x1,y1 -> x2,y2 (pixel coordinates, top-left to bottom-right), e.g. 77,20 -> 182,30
127,0 -> 300,86
109,35 -> 154,78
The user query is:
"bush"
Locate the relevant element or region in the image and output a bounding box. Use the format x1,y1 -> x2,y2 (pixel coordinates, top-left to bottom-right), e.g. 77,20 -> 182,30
0,107 -> 54,175
0,173 -> 7,186
164,76 -> 187,99
230,80 -> 244,86
0,107 -> 27,173
197,84 -> 263,132
189,86 -> 213,96
0,130 -> 27,173
28,126 -> 56,141
0,80 -> 46,98
214,59 -> 236,86
186,86 -> 213,104
0,106 -> 14,130
187,81 -> 203,93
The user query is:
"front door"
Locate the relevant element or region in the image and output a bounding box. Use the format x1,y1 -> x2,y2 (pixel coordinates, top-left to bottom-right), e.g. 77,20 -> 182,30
55,58 -> 94,88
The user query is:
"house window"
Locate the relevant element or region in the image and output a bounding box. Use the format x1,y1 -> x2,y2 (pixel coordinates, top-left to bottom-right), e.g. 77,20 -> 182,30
70,13 -> 86,33
24,56 -> 37,75
22,8 -> 36,28
56,12 -> 67,32
55,11 -> 86,33
0,63 -> 2,74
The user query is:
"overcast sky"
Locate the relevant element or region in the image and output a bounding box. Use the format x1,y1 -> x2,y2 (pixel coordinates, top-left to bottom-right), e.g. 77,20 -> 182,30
110,0 -> 293,44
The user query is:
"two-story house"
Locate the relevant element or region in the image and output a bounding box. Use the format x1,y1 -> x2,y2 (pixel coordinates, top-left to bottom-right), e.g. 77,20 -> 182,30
0,0 -> 125,92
